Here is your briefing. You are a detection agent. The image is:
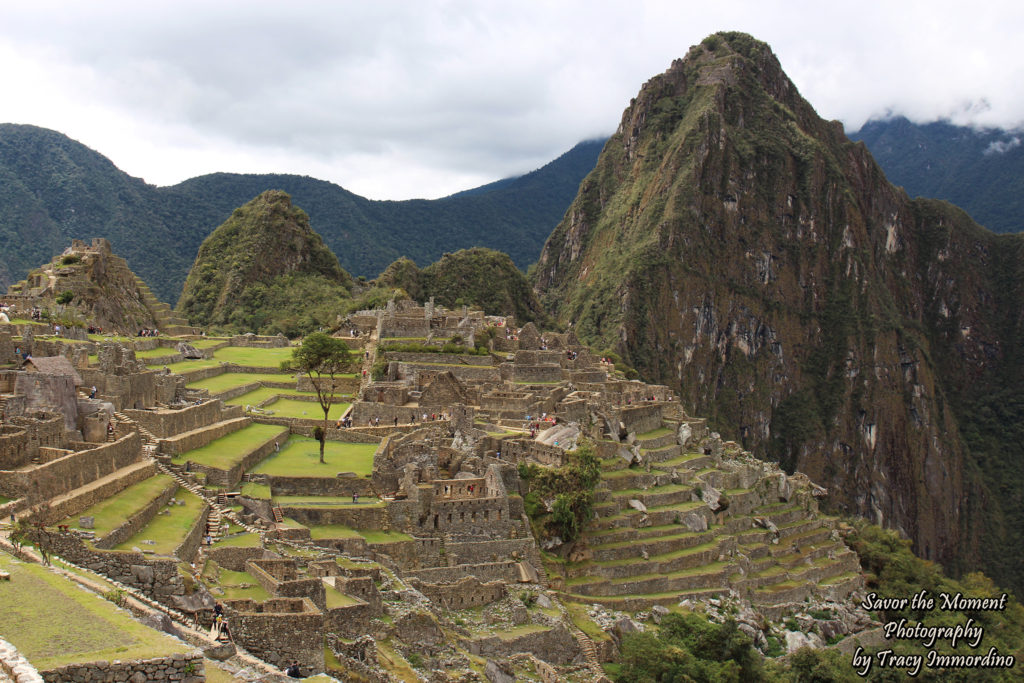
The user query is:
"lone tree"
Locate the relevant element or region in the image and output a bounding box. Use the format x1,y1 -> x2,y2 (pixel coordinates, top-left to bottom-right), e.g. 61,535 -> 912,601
281,332 -> 352,463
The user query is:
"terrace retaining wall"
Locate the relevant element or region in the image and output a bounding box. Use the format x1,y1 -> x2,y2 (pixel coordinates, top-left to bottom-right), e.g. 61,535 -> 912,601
123,400 -> 231,438
41,653 -> 204,683
95,481 -> 177,549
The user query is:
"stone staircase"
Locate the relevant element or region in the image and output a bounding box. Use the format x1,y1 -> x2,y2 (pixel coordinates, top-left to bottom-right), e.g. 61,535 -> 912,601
111,411 -> 158,454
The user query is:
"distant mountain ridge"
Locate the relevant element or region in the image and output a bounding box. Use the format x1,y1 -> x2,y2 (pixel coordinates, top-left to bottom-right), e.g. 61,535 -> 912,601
0,124 -> 604,303
851,116 -> 1024,234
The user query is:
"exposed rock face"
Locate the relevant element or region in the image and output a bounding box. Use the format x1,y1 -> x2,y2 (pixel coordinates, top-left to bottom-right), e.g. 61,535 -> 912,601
534,31 -> 1024,587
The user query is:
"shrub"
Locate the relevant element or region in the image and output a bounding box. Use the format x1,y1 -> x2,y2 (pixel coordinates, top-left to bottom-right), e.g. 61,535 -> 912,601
55,290 -> 74,305
60,254 -> 80,265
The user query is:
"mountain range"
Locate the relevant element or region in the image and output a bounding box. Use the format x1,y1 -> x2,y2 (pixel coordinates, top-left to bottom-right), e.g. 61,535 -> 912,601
0,124 -> 602,304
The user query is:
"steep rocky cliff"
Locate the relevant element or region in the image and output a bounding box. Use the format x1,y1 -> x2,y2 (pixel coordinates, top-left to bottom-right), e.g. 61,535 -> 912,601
176,190 -> 353,335
534,32 -> 1024,589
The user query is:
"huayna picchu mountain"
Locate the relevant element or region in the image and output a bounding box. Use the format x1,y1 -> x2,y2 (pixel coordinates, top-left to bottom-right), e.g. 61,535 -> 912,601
176,190 -> 353,334
534,32 -> 1024,592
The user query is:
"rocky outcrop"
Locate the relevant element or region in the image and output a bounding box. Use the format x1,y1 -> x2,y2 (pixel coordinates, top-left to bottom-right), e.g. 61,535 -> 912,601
534,31 -> 1024,588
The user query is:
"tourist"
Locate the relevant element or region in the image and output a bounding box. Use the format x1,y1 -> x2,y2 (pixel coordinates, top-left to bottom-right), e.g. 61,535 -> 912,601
89,386 -> 97,399
352,493 -> 358,504
285,662 -> 301,678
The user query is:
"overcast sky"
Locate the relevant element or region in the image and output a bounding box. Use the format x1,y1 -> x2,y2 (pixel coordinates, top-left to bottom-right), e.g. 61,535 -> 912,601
2,1 -> 1023,200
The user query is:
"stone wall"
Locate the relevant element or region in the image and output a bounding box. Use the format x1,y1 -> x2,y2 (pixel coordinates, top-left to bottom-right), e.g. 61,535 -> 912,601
224,598 -> 324,673
8,412 -> 66,452
411,575 -> 506,609
156,416 -> 250,456
280,505 -> 388,530
463,624 -> 579,666
348,402 -> 420,426
295,375 -> 359,394
618,403 -> 664,435
404,560 -> 521,584
266,474 -> 375,498
41,654 -> 204,682
0,426 -> 30,470
95,481 -> 177,549
360,383 -> 409,405
384,352 -> 493,367
229,334 -> 290,348
325,599 -> 376,639
510,364 -> 564,383
247,559 -> 327,610
78,367 -> 158,411
396,362 -> 500,383
43,531 -> 185,601
123,400 -> 230,438
36,461 -> 157,525
1,433 -> 142,505
496,439 -> 567,467
175,503 -> 211,563
185,426 -> 282,488
207,545 -> 273,572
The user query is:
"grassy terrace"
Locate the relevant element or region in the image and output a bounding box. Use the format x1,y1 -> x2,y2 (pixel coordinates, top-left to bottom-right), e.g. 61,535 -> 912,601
60,474 -> 175,535
211,346 -> 295,366
114,487 -> 204,555
304,523 -> 412,544
174,423 -> 289,470
204,564 -> 271,601
186,372 -> 289,393
0,554 -> 190,669
637,427 -> 674,439
249,436 -> 377,477
261,397 -> 350,420
225,386 -> 318,406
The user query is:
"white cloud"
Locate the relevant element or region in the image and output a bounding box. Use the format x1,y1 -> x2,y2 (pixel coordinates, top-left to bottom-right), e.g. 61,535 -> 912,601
984,136 -> 1021,155
1,0 -> 1023,198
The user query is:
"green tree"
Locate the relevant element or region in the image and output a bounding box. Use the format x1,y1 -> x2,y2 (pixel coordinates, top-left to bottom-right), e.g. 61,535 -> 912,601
281,333 -> 351,463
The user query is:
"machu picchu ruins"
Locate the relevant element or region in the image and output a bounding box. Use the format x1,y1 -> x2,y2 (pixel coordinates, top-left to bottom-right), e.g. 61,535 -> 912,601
0,242 -> 883,682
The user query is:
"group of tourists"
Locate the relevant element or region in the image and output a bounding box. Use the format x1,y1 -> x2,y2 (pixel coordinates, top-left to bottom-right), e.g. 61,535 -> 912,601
137,328 -> 159,337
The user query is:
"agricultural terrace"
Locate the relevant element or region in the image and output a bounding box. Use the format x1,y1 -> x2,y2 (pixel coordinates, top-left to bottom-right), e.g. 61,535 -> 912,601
173,423 -> 289,470
59,474 -> 176,535
249,435 -> 377,477
113,487 -> 205,555
0,554 -> 191,670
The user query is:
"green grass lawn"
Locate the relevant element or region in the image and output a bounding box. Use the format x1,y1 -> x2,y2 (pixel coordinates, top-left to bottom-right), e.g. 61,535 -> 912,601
261,397 -> 350,420
204,565 -> 271,601
240,482 -> 271,499
60,475 -> 175,536
175,423 -> 289,470
224,386 -> 318,407
0,555 -> 190,669
186,372 -> 290,393
216,532 -> 263,548
325,590 -> 359,608
307,524 -> 362,540
249,436 -> 377,477
212,346 -> 295,366
113,487 -> 205,555
0,494 -> 11,505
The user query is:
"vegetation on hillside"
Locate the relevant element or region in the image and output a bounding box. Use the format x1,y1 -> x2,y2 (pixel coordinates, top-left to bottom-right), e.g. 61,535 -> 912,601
617,521 -> 1024,682
519,440 -> 601,543
0,123 -> 602,303
377,248 -> 550,324
851,116 -> 1024,234
176,190 -> 352,336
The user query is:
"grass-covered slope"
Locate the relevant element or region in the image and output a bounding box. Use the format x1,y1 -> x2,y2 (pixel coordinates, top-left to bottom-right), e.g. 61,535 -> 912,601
176,190 -> 352,335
